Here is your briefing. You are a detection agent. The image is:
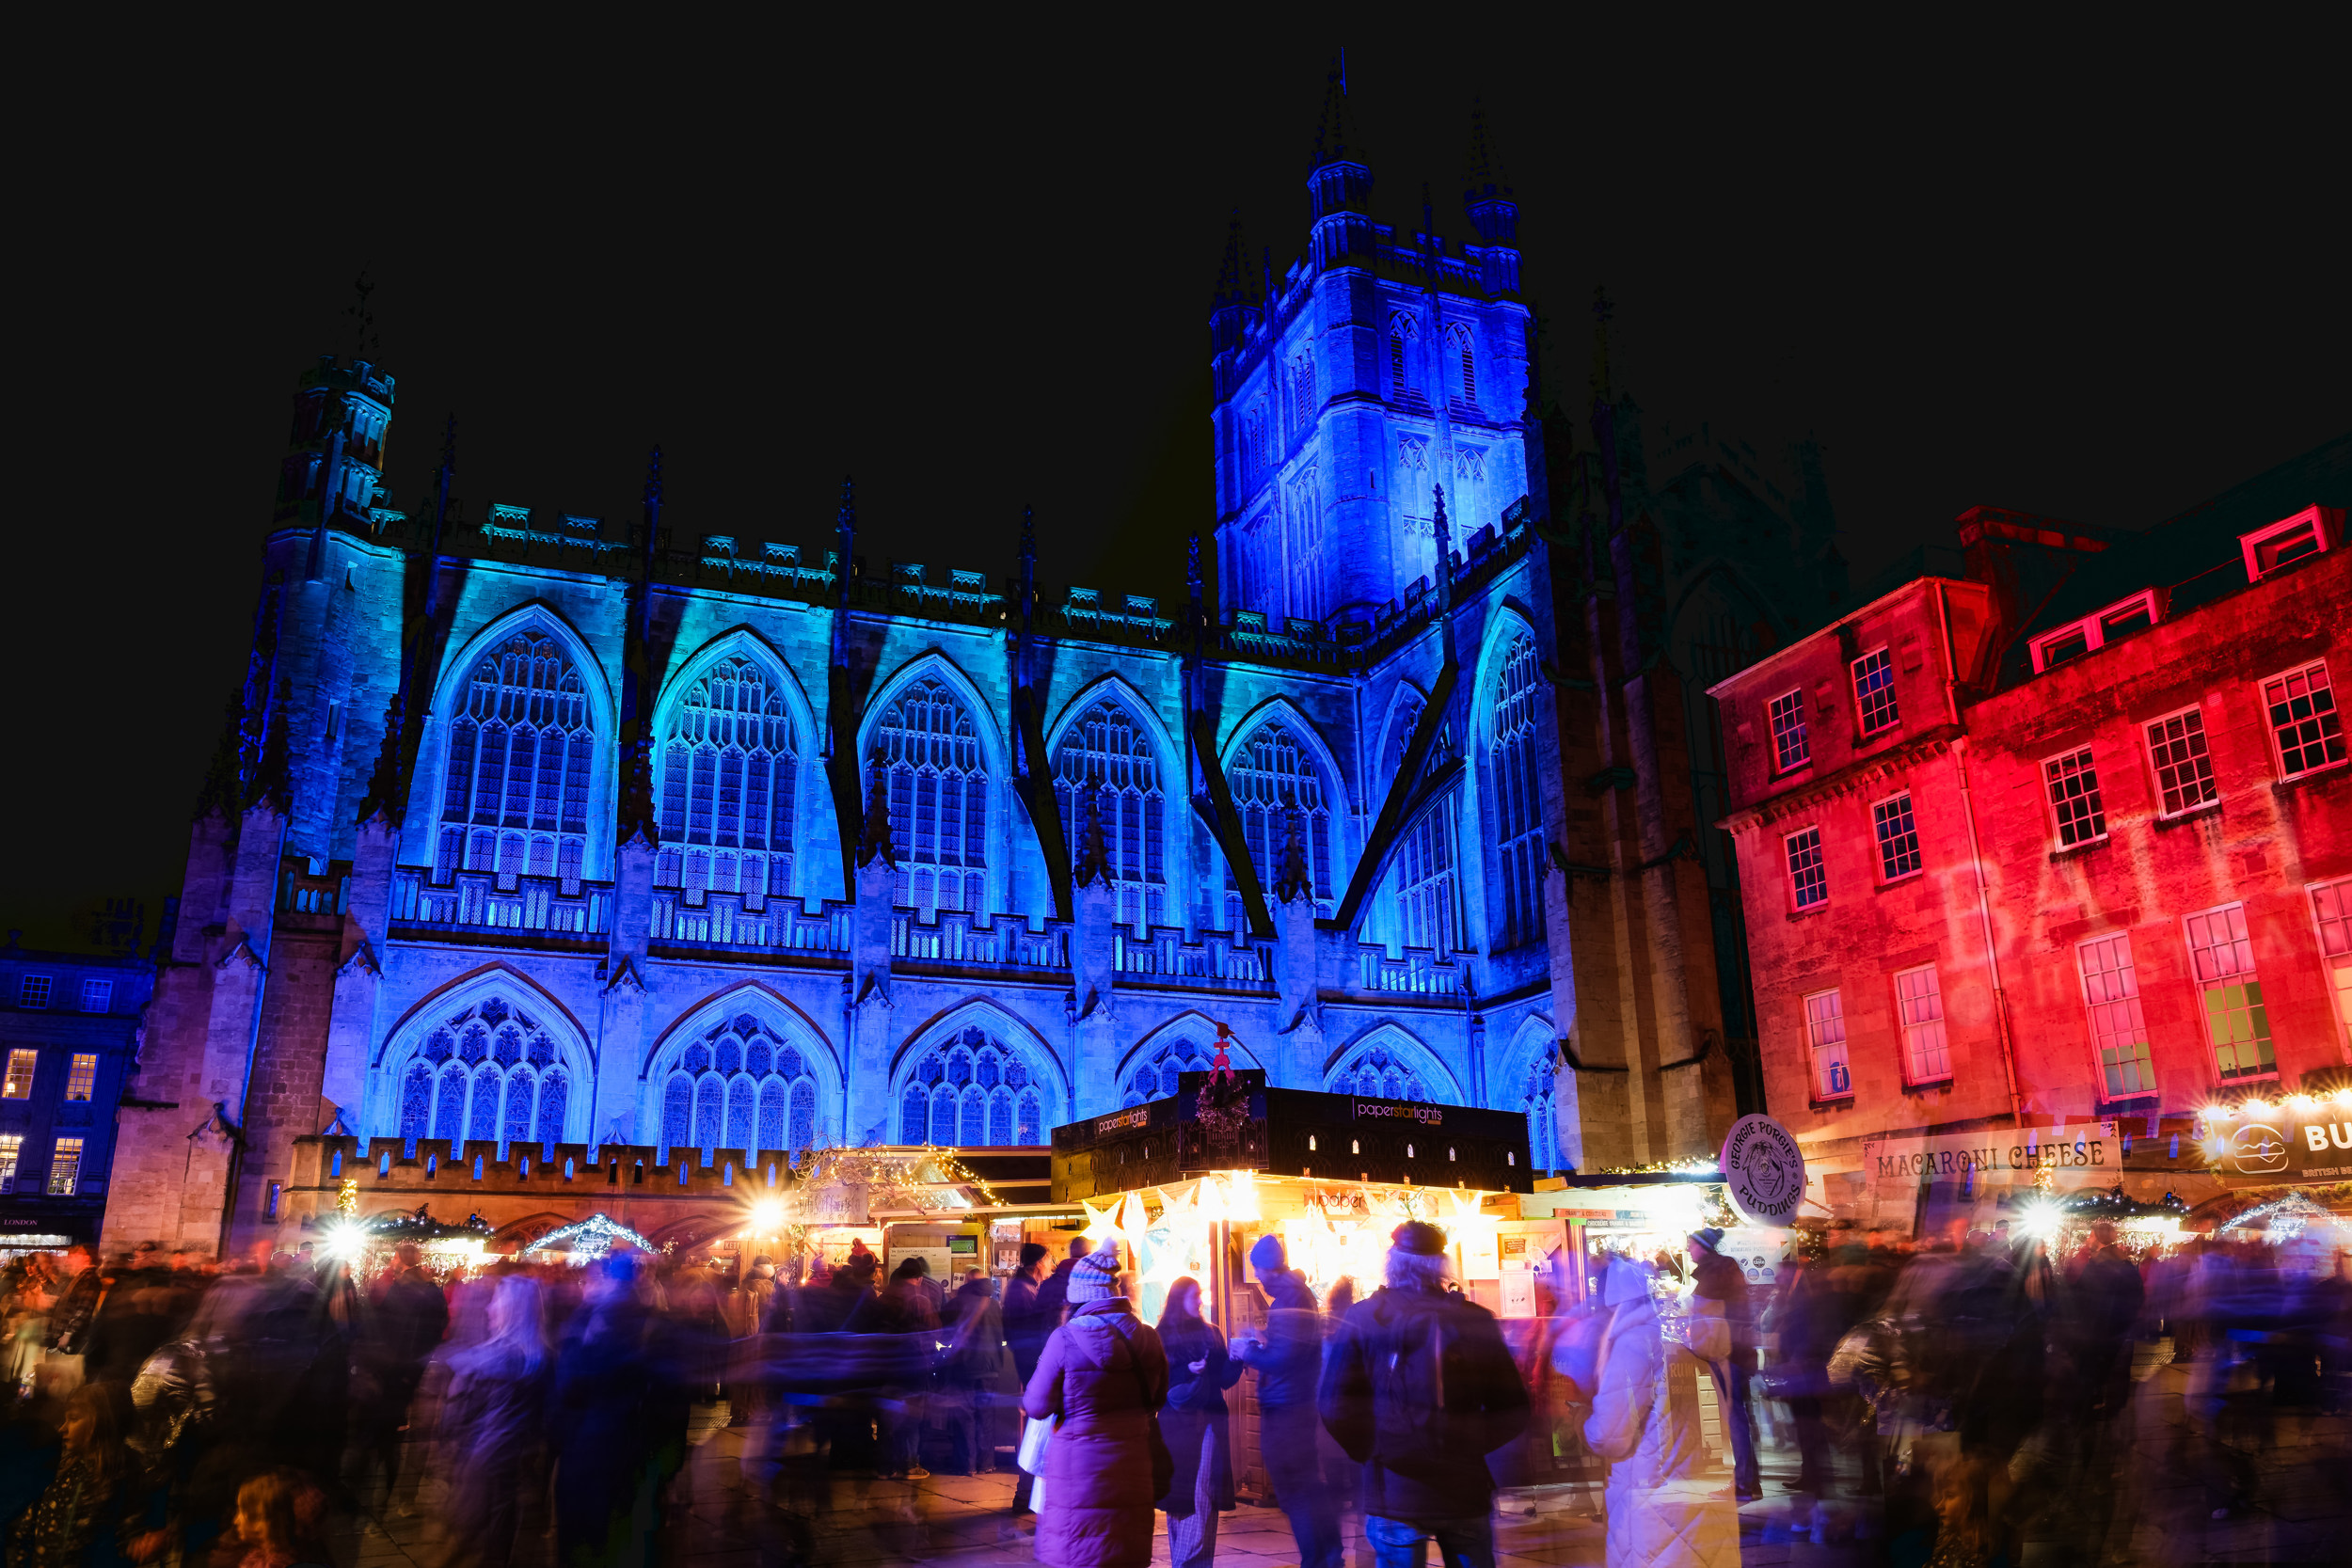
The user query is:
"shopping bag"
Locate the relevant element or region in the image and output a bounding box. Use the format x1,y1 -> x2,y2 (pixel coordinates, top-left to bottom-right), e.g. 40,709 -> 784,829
1016,1414 -> 1055,1474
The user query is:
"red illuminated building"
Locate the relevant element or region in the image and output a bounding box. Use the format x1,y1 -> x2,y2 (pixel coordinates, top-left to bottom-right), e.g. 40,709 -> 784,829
1707,439 -> 2350,1210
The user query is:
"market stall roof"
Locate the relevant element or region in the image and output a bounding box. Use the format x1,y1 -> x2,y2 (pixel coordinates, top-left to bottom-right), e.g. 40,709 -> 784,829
1052,1070 -> 1533,1201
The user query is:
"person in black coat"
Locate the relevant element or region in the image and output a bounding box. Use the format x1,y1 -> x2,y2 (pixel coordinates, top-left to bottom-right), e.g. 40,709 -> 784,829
1317,1222 -> 1528,1568
1157,1276 -> 1242,1568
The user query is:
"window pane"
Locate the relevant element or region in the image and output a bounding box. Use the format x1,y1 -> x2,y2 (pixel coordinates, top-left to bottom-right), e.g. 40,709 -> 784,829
2265,661 -> 2345,777
1805,990 -> 1850,1097
2079,934 -> 2154,1097
46,1137 -> 82,1196
1852,649 -> 1900,734
1787,827 -> 1827,908
2146,708 -> 2217,815
2045,750 -> 2106,847
63,1055 -> 96,1102
1896,968 -> 1949,1082
1874,795 -> 1922,879
2,1051 -> 35,1099
1770,689 -> 1809,771
78,979 -> 112,1014
17,976 -> 51,1010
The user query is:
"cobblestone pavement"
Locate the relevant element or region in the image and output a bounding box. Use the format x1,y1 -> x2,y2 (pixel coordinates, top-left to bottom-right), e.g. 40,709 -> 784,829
328,1362 -> 2349,1567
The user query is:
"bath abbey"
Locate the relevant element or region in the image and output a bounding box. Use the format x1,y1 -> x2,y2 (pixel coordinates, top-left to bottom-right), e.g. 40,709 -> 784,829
103,86 -> 1845,1254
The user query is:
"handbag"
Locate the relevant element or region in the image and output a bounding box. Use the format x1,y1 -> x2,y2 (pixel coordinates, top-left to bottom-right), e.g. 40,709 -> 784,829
1016,1414 -> 1055,1474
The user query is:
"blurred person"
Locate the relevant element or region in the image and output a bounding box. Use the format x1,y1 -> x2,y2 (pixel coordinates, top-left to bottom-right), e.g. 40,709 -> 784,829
1582,1256 -> 1737,1568
1318,1222 -> 1528,1568
1036,1238 -> 1092,1332
943,1269 -> 1007,1475
349,1243 -> 447,1516
5,1380 -> 166,1566
723,1257 -> 777,1427
1686,1228 -> 1759,1499
848,1258 -> 942,1481
1234,1237 -> 1339,1568
1001,1243 -> 1053,1525
1157,1276 -> 1241,1568
1320,1277 -> 1362,1532
1022,1246 -> 1169,1568
552,1250 -> 686,1567
437,1275 -> 551,1568
211,1466 -> 328,1568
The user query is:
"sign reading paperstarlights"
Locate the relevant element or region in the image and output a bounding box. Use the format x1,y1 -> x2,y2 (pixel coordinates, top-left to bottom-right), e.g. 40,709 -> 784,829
1720,1114 -> 1806,1227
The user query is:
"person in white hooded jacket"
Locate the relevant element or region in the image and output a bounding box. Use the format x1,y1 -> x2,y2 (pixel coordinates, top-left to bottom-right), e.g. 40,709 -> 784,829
1581,1258 -> 1740,1568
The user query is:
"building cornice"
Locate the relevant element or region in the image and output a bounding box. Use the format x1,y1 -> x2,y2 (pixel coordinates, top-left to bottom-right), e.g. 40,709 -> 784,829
1719,722 -> 1963,834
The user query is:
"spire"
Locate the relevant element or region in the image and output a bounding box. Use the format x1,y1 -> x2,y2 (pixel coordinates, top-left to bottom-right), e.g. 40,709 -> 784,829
834,475 -> 857,609
1310,56 -> 1359,170
1072,782 -> 1111,891
1213,209 -> 1248,309
1465,96 -> 1500,195
192,694 -> 244,822
856,759 -> 897,869
1433,482 -> 1454,586
1271,807 -> 1313,906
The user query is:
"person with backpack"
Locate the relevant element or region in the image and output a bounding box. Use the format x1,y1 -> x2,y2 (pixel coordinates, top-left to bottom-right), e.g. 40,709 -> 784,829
1020,1247 -> 1171,1568
1317,1221 -> 1529,1568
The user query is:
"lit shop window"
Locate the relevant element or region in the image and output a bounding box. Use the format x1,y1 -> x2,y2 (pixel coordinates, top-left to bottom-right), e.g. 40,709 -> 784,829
0,1135 -> 18,1193
1,1052 -> 34,1100
47,1138 -> 82,1196
63,1054 -> 96,1102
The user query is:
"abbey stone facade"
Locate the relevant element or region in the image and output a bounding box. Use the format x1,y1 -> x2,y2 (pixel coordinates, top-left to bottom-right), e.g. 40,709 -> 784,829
103,86 -> 1845,1256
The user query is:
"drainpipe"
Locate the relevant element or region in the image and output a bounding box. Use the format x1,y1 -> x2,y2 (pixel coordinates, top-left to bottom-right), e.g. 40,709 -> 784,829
1935,583 -> 2022,1127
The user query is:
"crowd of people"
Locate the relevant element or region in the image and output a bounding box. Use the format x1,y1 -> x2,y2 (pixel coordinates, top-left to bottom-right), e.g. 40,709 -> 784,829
0,1213 -> 2340,1567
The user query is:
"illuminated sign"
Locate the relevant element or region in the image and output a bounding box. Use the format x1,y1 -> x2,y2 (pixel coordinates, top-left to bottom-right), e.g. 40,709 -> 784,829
1094,1107 -> 1152,1136
2197,1093 -> 2352,1181
1355,1101 -> 1444,1125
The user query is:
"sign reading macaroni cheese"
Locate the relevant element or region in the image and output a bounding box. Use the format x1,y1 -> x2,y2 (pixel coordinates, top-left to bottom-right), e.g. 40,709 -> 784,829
1721,1114 -> 1806,1227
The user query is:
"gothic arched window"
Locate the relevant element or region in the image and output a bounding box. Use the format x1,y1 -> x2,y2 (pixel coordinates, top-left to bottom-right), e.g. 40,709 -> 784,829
1518,1052 -> 1559,1173
1491,633 -> 1547,949
437,629 -> 595,884
899,1026 -> 1043,1147
873,675 -> 988,917
656,1014 -> 824,1164
394,994 -> 567,1157
1447,325 -> 1476,403
1290,351 -> 1315,436
655,656 -> 800,899
1329,1042 -> 1430,1103
1283,465 -> 1325,623
1224,720 -> 1335,929
1121,1037 -> 1232,1107
1454,446 -> 1487,535
1055,699 -> 1166,933
1374,695 -> 1461,953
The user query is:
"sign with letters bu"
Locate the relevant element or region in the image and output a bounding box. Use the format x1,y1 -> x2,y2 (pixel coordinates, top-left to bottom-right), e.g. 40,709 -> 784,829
1721,1115 -> 1806,1227
2197,1101 -> 2352,1183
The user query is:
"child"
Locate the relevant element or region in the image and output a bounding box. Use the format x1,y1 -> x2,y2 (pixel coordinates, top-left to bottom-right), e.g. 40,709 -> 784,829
212,1470 -> 327,1568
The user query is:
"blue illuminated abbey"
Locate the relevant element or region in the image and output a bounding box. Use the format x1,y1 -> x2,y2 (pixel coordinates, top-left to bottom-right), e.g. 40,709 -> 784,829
105,85 -> 1845,1254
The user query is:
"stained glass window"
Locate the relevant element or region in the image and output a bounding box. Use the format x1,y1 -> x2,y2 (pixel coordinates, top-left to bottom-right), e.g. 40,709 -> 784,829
1491,634 -> 1546,949
899,1026 -> 1042,1146
439,629 -> 595,882
1054,699 -> 1166,933
657,1016 -> 825,1162
1329,1044 -> 1429,1103
873,676 -> 988,918
657,656 -> 800,897
1225,721 -> 1334,928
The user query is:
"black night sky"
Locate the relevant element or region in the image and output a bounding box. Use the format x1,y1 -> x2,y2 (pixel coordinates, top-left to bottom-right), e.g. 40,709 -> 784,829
10,18 -> 2347,951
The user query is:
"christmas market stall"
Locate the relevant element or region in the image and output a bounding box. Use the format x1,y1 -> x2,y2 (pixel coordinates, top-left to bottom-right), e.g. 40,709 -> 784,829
1048,1037 -> 1543,1499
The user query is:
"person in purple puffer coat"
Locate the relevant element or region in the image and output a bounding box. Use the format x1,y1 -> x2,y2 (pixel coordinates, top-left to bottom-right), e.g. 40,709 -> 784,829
1021,1248 -> 1169,1568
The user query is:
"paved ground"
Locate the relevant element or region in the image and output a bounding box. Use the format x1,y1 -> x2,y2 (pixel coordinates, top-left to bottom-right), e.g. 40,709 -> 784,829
328,1361 -> 2349,1567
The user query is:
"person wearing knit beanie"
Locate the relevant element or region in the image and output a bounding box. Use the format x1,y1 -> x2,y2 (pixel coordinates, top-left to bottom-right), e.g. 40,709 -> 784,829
1063,1246 -> 1123,1307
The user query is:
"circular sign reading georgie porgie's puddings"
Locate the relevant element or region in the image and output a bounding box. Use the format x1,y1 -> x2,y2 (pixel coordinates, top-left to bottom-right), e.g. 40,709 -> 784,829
1721,1114 -> 1806,1227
